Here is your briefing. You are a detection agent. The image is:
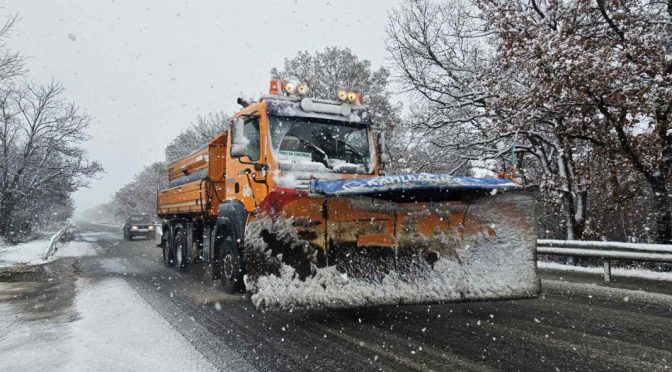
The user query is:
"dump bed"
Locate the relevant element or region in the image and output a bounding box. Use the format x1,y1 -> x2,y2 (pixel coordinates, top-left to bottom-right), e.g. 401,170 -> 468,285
157,133 -> 227,217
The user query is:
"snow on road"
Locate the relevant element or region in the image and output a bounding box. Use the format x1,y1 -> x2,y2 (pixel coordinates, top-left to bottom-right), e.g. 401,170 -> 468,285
52,240 -> 96,258
0,233 -> 215,372
80,230 -> 121,242
65,277 -> 215,371
0,277 -> 215,372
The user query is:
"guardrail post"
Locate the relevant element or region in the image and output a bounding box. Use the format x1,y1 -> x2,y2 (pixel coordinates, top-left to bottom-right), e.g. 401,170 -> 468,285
603,259 -> 612,283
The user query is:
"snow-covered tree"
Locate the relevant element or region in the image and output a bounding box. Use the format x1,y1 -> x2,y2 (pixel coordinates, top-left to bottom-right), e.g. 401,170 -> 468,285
386,0 -> 592,238
0,81 -> 102,240
478,0 -> 672,242
387,0 -> 672,241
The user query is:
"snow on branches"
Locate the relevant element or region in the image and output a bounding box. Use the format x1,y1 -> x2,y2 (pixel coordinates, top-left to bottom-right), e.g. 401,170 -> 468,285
388,0 -> 672,241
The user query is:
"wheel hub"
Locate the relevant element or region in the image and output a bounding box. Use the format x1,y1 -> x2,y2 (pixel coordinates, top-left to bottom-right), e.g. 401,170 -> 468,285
176,240 -> 183,267
163,237 -> 170,261
222,253 -> 234,279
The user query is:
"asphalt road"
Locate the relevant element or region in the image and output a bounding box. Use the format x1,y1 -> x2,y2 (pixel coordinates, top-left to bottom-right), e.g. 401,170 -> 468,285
15,223 -> 672,371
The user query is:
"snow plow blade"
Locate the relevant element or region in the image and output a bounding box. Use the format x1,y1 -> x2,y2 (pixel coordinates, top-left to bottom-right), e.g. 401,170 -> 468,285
245,174 -> 539,311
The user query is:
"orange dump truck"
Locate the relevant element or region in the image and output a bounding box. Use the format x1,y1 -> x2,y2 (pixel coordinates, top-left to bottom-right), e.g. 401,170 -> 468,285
157,81 -> 539,310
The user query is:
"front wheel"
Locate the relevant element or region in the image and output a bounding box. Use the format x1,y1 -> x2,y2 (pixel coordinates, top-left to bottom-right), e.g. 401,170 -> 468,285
220,234 -> 245,293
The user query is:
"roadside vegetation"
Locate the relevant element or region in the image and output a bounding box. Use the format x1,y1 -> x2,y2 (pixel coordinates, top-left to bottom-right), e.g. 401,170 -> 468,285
0,16 -> 102,244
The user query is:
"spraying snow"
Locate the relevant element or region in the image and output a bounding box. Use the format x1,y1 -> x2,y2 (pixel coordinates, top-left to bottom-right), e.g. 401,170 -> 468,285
245,193 -> 539,311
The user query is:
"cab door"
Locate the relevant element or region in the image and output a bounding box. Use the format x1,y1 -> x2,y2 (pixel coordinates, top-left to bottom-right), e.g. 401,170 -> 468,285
227,115 -> 265,211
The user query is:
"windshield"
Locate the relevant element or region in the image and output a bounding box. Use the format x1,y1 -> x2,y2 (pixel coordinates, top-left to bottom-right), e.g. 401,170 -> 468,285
129,216 -> 149,223
268,116 -> 371,173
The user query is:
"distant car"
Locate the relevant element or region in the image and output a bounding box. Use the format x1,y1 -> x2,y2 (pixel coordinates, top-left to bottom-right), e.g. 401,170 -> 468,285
123,214 -> 156,240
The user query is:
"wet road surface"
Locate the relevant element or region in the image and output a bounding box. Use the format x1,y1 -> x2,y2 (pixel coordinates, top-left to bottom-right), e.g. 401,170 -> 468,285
4,222 -> 672,371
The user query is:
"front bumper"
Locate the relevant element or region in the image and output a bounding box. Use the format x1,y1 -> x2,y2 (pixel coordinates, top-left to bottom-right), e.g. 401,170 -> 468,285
130,228 -> 155,235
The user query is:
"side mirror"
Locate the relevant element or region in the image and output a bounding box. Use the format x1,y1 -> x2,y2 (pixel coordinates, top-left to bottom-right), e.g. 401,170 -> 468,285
230,118 -> 247,157
378,131 -> 390,165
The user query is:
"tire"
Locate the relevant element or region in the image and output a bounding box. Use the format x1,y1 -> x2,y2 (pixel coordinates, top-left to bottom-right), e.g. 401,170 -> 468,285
174,227 -> 188,272
219,233 -> 245,293
162,231 -> 174,267
149,232 -> 156,240
123,230 -> 128,241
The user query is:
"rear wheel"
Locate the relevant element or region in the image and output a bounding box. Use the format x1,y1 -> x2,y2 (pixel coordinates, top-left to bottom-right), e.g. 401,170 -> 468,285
220,233 -> 245,293
162,230 -> 174,267
174,227 -> 188,272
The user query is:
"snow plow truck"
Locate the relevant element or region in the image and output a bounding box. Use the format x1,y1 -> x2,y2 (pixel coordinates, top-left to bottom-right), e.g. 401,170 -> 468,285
157,80 -> 539,310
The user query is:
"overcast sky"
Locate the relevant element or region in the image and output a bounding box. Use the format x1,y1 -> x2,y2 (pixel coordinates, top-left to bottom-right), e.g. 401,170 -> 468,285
2,0 -> 403,215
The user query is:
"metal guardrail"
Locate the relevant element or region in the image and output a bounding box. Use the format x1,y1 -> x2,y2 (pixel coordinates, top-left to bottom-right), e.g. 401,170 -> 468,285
537,239 -> 672,282
42,225 -> 74,260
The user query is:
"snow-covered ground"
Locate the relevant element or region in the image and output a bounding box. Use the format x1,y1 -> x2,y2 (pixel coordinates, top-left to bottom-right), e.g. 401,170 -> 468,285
0,238 -> 96,269
71,278 -> 214,371
0,232 -> 215,371
538,261 -> 672,282
0,277 -> 215,371
0,238 -> 52,268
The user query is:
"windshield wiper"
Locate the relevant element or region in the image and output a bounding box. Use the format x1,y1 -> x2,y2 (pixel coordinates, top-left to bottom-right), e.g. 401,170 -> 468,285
297,137 -> 332,169
337,139 -> 364,158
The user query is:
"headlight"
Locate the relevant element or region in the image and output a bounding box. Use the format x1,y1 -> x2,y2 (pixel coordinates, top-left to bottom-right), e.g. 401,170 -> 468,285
297,83 -> 309,95
131,226 -> 138,230
148,225 -> 155,230
284,82 -> 296,94
337,89 -> 348,101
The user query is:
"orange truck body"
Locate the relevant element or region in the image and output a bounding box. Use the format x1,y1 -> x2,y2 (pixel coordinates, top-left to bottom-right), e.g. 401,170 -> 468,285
157,83 -> 539,311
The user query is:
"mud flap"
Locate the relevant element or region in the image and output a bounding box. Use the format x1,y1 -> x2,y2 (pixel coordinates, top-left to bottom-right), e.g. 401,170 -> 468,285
245,191 -> 539,311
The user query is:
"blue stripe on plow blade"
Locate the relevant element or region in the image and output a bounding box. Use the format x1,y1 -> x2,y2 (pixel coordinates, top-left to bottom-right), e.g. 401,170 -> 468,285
309,173 -> 520,196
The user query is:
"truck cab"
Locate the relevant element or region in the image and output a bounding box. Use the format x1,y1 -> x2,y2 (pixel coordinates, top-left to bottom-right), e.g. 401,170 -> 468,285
224,86 -> 380,211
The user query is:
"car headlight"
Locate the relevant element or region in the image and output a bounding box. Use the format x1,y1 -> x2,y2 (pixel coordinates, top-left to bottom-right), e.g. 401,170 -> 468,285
131,226 -> 138,230
148,225 -> 155,230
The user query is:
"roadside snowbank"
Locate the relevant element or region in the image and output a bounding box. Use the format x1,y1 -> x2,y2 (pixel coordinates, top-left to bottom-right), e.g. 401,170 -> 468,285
538,261 -> 672,282
0,240 -> 95,269
0,277 -> 215,371
0,238 -> 52,268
